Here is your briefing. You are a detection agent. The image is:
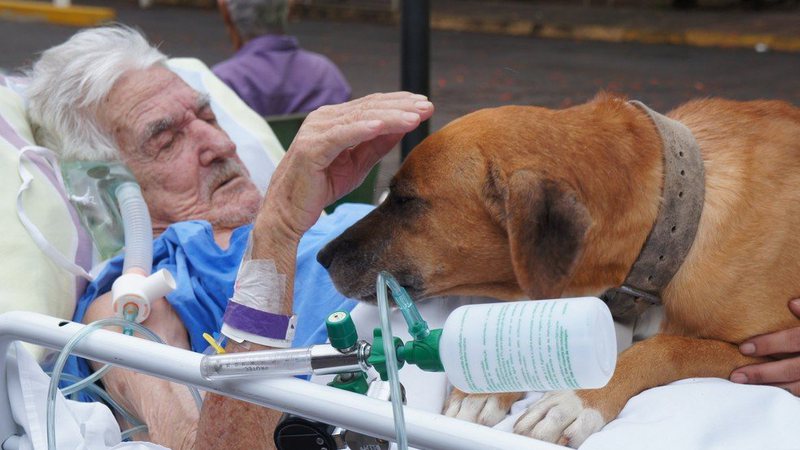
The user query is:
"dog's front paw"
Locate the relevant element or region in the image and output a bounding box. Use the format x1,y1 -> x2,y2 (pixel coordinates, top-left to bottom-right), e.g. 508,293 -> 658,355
513,391 -> 606,448
443,388 -> 524,427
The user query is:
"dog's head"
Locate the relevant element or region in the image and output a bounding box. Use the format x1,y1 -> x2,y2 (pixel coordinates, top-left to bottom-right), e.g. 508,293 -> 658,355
318,98 -> 661,302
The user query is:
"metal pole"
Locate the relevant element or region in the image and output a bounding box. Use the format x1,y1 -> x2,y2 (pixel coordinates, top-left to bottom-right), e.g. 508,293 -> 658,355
400,0 -> 430,160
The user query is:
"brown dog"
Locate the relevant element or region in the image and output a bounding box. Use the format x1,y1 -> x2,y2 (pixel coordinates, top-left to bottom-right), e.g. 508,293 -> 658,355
317,94 -> 800,447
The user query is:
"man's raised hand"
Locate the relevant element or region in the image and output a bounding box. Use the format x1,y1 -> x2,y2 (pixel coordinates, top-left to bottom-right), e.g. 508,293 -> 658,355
263,92 -> 433,240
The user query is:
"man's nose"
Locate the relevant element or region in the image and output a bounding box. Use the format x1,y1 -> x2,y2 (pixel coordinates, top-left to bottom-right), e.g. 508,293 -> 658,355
194,120 -> 237,165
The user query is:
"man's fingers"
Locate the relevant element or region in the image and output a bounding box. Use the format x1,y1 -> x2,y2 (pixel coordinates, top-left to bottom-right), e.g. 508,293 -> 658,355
295,92 -> 434,167
353,132 -> 404,172
327,108 -> 424,134
314,101 -> 432,134
771,381 -> 800,397
731,357 -> 800,385
740,326 -> 800,357
341,91 -> 428,109
789,299 -> 800,318
771,380 -> 800,396
740,299 -> 800,357
303,107 -> 427,167
311,92 -> 428,119
305,94 -> 433,132
310,119 -> 386,167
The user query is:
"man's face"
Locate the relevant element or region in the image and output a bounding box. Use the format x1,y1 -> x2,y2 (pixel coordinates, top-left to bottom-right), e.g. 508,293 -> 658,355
97,65 -> 262,232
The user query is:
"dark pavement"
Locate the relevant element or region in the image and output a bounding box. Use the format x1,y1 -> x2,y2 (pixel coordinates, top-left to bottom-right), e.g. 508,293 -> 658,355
301,0 -> 800,51
1,0 -> 799,195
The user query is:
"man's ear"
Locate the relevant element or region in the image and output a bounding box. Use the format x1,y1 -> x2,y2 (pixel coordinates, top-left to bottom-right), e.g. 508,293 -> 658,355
502,170 -> 592,299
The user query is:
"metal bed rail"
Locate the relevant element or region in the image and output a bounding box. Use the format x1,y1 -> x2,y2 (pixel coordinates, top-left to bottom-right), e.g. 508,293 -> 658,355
0,311 -> 561,450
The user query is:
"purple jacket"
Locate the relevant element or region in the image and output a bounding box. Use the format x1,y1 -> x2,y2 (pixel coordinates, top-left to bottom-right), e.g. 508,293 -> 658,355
213,34 -> 351,116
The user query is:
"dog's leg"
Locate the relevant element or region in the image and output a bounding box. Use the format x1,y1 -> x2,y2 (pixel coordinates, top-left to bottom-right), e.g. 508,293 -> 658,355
443,389 -> 525,427
513,334 -> 765,448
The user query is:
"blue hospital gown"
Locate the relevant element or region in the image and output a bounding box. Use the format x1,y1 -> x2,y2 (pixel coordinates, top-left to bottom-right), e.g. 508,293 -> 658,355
63,204 -> 373,400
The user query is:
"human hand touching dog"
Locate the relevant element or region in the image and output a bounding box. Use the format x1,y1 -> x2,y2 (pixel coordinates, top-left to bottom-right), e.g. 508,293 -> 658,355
730,299 -> 800,395
249,92 -> 433,303
261,92 -> 434,242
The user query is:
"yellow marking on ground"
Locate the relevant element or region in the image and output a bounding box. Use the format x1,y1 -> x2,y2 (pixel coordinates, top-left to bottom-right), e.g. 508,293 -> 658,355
0,0 -> 115,27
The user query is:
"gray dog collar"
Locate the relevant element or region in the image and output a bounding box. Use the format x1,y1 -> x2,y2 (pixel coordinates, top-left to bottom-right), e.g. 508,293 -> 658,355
601,101 -> 705,324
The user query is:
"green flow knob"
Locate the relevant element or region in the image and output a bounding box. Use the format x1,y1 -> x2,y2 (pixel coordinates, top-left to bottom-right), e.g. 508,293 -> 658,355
367,328 -> 405,381
328,371 -> 370,394
326,310 -> 358,351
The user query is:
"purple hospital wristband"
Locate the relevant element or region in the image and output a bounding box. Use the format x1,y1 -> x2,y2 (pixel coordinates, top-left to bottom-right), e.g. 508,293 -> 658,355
222,301 -> 295,340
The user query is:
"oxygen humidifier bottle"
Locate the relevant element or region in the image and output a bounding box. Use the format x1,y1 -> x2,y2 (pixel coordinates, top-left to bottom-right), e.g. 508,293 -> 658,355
438,297 -> 617,393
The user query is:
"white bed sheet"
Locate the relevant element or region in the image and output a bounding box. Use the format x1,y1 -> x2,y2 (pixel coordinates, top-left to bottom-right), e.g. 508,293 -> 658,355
6,342 -> 168,450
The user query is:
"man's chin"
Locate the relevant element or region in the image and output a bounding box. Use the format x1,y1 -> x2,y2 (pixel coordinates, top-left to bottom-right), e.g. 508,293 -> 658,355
210,182 -> 262,228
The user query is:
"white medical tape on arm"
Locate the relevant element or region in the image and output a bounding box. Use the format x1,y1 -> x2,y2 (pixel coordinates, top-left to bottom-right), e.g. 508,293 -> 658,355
230,259 -> 287,312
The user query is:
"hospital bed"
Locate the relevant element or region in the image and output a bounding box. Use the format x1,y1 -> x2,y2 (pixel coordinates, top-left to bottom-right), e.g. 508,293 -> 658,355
4,301 -> 800,450
1,58 -> 799,450
0,310 -> 546,450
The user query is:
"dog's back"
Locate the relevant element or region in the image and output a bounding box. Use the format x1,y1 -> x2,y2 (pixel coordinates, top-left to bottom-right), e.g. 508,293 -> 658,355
662,99 -> 800,342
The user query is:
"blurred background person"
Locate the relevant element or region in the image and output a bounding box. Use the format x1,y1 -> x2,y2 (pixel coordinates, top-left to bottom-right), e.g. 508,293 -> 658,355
213,0 -> 351,116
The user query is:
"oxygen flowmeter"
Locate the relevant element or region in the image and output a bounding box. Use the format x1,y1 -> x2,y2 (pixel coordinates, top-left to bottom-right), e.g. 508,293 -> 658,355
200,274 -> 617,391
272,312 -> 396,450
199,307 -> 445,384
199,310 -> 373,380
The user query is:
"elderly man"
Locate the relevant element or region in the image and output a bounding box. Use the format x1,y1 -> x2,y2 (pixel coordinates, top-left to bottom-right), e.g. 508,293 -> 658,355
213,0 -> 351,116
26,26 -> 432,449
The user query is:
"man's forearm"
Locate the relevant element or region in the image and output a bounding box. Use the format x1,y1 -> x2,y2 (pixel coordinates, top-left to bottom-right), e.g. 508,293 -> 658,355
250,214 -> 301,314
195,341 -> 283,450
195,217 -> 300,450
195,90 -> 431,448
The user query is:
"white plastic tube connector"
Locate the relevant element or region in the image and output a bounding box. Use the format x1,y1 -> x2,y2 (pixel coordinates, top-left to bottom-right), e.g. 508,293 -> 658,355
111,181 -> 175,322
111,270 -> 176,322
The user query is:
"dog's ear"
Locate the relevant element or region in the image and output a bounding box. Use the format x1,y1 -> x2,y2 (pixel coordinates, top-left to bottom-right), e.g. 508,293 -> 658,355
492,169 -> 592,299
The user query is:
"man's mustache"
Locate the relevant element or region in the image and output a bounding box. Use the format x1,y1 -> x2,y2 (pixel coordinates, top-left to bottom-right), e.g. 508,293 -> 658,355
204,159 -> 248,198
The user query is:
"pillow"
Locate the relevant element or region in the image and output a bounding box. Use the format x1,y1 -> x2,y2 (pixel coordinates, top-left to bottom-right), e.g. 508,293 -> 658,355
0,74 -> 93,359
0,58 -> 285,359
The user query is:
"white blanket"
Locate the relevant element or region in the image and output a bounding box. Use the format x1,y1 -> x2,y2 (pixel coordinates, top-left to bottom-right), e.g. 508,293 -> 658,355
6,342 -> 167,450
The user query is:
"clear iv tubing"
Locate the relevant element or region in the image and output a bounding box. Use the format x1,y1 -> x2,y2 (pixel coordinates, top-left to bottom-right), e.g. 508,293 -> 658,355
46,318 -> 204,450
54,372 -> 145,429
382,274 -> 429,341
121,424 -> 149,441
377,271 -> 408,450
55,374 -> 149,442
61,361 -> 111,396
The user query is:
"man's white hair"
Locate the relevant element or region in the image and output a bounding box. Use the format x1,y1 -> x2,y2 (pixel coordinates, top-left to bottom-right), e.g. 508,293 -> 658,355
26,26 -> 168,161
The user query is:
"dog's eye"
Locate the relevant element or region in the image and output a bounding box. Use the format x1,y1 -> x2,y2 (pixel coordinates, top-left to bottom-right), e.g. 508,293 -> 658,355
393,195 -> 415,205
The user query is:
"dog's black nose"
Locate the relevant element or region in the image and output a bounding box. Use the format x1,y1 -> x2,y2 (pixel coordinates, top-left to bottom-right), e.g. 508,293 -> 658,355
317,243 -> 335,269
